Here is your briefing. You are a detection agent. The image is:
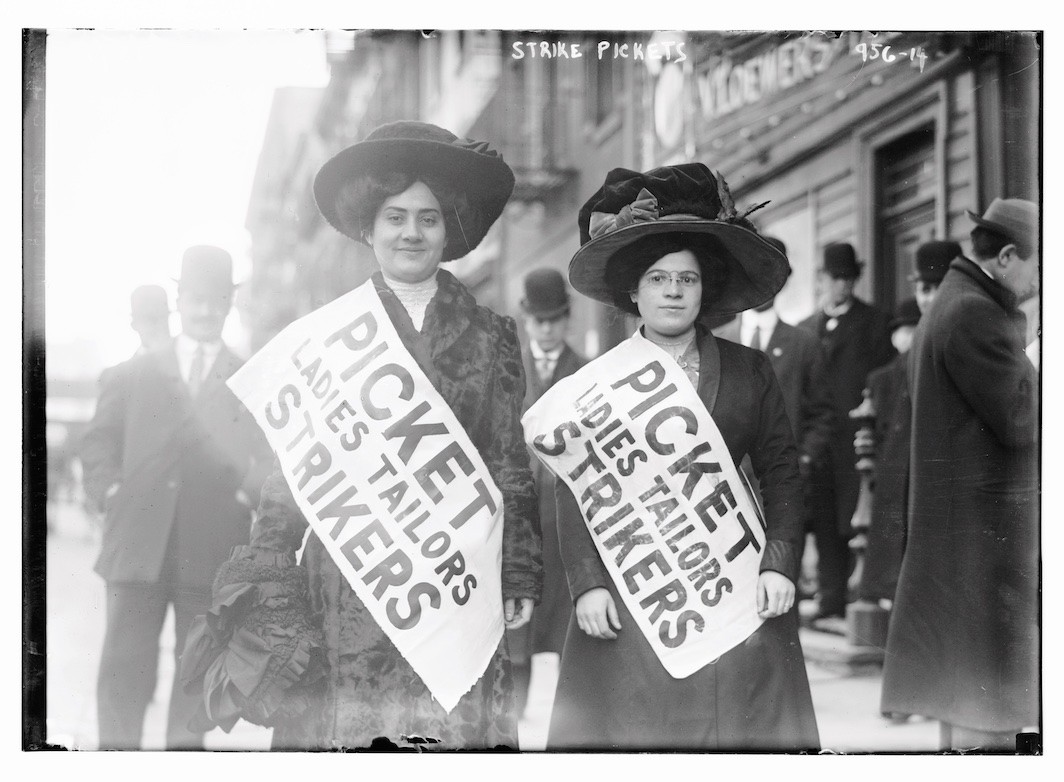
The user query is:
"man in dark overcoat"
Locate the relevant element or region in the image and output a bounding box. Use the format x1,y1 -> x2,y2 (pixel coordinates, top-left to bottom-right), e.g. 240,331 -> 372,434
859,241 -> 958,606
798,243 -> 895,620
881,199 -> 1040,749
79,246 -> 273,749
508,268 -> 586,714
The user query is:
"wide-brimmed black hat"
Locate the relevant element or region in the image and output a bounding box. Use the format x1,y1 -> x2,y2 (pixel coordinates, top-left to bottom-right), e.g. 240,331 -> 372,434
966,197 -> 1039,259
521,268 -> 571,319
820,243 -> 862,279
909,240 -> 960,284
889,297 -> 921,331
177,245 -> 234,294
313,120 -> 515,262
568,163 -> 788,317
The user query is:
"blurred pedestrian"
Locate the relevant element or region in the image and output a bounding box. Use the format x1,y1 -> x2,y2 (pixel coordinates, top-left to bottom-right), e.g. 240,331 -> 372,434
546,164 -> 818,751
130,284 -> 171,355
79,245 -> 273,749
511,267 -> 587,716
882,199 -> 1040,750
858,241 -> 957,610
798,243 -> 894,622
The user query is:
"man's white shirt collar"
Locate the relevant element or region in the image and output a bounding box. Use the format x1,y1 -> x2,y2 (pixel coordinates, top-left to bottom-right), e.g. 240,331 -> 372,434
529,341 -> 563,361
740,308 -> 779,349
175,333 -> 223,384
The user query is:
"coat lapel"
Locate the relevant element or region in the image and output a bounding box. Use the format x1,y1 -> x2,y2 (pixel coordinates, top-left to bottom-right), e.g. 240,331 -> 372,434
694,325 -> 722,414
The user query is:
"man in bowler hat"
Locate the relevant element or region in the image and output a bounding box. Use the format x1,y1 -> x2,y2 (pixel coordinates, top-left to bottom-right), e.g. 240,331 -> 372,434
882,199 -> 1039,749
512,268 -> 586,715
798,242 -> 894,621
129,284 -> 172,355
79,246 -> 273,749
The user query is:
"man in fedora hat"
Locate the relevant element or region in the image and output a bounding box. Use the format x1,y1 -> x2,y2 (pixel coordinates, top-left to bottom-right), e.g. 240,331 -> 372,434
798,242 -> 895,622
882,199 -> 1040,749
511,267 -> 587,717
79,245 -> 273,749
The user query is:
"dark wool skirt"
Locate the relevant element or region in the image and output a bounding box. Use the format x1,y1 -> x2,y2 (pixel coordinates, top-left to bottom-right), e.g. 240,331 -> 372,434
547,580 -> 820,752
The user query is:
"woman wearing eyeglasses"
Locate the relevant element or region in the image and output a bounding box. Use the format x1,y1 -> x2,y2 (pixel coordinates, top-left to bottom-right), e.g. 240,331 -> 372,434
544,163 -> 819,751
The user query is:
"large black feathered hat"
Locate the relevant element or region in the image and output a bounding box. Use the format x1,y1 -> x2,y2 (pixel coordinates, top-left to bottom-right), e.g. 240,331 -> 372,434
568,163 -> 789,317
313,120 -> 515,261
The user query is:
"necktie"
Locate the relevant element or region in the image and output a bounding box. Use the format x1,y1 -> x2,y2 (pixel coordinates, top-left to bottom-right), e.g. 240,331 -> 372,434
750,325 -> 762,352
188,343 -> 206,397
536,356 -> 554,383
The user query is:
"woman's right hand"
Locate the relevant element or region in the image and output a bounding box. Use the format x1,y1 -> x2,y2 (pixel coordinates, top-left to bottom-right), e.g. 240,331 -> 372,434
575,587 -> 622,640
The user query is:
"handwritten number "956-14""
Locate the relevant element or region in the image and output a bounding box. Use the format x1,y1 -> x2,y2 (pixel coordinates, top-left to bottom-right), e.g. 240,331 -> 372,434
854,42 -> 927,73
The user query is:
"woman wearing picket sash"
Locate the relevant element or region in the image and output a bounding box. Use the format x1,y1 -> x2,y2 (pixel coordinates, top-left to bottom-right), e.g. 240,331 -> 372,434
545,163 -> 818,751
183,121 -> 542,750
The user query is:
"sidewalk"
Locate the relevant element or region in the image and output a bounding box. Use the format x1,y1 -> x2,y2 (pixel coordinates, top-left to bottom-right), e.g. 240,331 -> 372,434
43,502 -> 937,753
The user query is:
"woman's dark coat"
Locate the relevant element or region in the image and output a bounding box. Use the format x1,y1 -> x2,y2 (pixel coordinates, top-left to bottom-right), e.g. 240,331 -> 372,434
882,258 -> 1039,732
547,329 -> 819,750
250,270 -> 543,749
858,352 -> 911,602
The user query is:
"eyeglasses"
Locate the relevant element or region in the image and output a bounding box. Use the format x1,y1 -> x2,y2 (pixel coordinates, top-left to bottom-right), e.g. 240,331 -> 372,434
640,271 -> 701,289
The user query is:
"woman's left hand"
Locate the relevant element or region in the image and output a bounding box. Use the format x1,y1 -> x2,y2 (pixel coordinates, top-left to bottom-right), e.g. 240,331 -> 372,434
756,571 -> 795,619
504,597 -> 534,630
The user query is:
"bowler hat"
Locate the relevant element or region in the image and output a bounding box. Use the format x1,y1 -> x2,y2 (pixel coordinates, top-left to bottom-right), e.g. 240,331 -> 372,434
820,243 -> 862,279
568,163 -> 788,317
521,268 -> 571,319
966,198 -> 1039,259
888,297 -> 921,331
130,284 -> 169,321
177,245 -> 234,294
313,120 -> 515,261
909,240 -> 960,284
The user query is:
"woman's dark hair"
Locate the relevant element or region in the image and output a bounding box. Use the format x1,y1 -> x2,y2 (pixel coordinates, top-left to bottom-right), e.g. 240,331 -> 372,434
605,232 -> 732,315
334,169 -> 482,251
969,225 -> 1013,261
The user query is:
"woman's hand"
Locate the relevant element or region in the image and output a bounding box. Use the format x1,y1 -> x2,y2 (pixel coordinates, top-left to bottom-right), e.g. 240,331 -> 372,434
575,587 -> 622,640
504,597 -> 534,630
757,571 -> 796,619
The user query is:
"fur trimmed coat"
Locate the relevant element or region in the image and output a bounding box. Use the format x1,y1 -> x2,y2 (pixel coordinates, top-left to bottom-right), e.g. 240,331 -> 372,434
250,270 -> 543,750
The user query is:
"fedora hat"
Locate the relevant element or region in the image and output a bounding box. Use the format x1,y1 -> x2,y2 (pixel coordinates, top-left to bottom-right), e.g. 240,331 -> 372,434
909,240 -> 960,284
313,120 -> 515,262
820,243 -> 862,279
888,297 -> 921,331
130,284 -> 169,321
568,163 -> 788,317
521,268 -> 571,319
966,198 -> 1039,259
177,245 -> 234,294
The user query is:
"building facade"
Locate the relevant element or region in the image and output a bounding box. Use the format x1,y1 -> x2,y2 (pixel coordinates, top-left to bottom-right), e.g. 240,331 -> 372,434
243,30 -> 1041,353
